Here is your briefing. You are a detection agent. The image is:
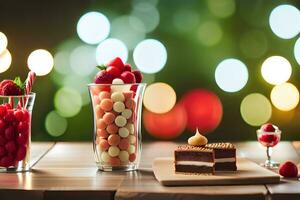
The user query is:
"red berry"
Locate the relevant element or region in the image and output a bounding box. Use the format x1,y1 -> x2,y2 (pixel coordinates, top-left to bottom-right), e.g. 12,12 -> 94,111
120,71 -> 136,84
17,133 -> 28,145
5,141 -> 17,153
261,123 -> 276,132
0,80 -> 23,96
106,66 -> 121,78
0,105 -> 7,117
0,119 -> 6,131
0,146 -> 6,157
4,126 -> 14,140
18,121 -> 29,133
0,135 -> 6,145
107,57 -> 124,71
4,110 -> 15,123
132,70 -> 143,83
130,85 -> 137,93
22,110 -> 30,122
279,161 -> 298,178
16,146 -> 27,161
123,64 -> 132,72
14,110 -> 24,121
94,70 -> 114,84
0,155 -> 14,167
4,103 -> 12,110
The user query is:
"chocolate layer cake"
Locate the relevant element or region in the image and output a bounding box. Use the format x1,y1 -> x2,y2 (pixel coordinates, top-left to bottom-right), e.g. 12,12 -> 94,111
205,143 -> 237,171
174,145 -> 215,174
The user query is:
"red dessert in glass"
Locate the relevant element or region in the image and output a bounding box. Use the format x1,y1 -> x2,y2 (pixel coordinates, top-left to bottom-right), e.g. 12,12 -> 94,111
257,123 -> 281,169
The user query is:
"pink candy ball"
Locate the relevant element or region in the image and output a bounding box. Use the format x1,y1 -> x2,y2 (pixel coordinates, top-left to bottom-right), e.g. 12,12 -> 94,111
110,157 -> 121,166
106,124 -> 118,134
95,106 -> 104,119
118,138 -> 130,150
97,129 -> 109,138
125,98 -> 135,109
108,134 -> 121,146
99,91 -> 111,101
97,119 -> 107,130
123,92 -> 133,100
129,153 -> 136,162
99,139 -> 109,151
103,112 -> 115,125
93,95 -> 100,105
100,99 -> 113,111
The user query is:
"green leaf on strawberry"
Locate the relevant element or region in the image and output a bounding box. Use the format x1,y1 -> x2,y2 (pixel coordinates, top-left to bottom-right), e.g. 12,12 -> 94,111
96,65 -> 107,70
13,77 -> 25,90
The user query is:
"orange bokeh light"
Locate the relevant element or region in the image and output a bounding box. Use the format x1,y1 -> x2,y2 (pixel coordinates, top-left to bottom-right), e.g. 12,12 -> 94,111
180,89 -> 223,133
143,104 -> 187,139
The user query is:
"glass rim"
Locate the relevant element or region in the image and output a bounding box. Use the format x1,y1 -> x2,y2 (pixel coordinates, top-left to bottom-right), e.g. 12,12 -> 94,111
88,83 -> 147,87
0,92 -> 36,98
256,129 -> 281,134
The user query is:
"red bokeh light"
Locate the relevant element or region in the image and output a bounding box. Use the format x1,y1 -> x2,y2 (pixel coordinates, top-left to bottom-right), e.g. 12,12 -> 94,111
180,89 -> 223,134
143,104 -> 187,139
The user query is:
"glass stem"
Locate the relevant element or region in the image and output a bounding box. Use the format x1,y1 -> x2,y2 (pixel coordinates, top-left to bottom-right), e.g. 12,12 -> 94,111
266,146 -> 272,163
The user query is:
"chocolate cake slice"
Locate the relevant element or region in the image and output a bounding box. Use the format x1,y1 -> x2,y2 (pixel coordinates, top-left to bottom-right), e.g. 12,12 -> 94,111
205,143 -> 237,171
174,145 -> 215,174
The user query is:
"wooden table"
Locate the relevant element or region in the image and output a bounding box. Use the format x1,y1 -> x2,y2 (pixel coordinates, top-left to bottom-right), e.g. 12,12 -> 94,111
0,141 -> 299,200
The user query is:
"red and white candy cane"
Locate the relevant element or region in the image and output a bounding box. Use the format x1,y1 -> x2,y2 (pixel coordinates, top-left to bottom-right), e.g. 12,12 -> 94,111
25,71 -> 36,95
19,71 -> 36,108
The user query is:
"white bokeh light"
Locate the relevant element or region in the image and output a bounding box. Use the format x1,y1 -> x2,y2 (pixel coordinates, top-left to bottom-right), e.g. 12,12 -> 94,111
0,32 -> 8,54
70,45 -> 97,76
133,39 -> 167,74
294,37 -> 300,65
27,49 -> 54,76
77,12 -> 110,44
96,38 -> 128,65
0,49 -> 12,73
269,5 -> 300,39
261,56 -> 292,85
215,58 -> 248,92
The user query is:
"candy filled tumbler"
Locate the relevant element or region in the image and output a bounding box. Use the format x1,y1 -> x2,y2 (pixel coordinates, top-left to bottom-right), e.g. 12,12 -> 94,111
88,83 -> 146,171
0,93 -> 35,172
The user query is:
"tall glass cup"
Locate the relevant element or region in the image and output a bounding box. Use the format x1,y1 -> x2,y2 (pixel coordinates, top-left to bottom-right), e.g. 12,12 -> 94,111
88,83 -> 146,171
0,93 -> 35,172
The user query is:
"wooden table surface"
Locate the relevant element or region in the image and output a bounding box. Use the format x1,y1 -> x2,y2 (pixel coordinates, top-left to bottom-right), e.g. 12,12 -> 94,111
0,141 -> 299,200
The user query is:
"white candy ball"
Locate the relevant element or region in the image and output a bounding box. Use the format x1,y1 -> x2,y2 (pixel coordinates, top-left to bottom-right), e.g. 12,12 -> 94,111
118,127 -> 129,138
126,123 -> 134,134
128,145 -> 136,154
111,92 -> 125,102
121,109 -> 132,119
115,115 -> 127,127
108,146 -> 120,157
129,135 -> 136,144
112,78 -> 124,84
101,151 -> 110,163
113,101 -> 125,113
119,150 -> 129,162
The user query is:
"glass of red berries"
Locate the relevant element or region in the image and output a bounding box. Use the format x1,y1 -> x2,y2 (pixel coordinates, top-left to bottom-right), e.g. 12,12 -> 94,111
0,93 -> 35,172
257,123 -> 281,169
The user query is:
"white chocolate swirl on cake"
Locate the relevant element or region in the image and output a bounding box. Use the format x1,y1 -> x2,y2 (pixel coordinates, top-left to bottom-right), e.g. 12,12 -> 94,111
188,129 -> 208,146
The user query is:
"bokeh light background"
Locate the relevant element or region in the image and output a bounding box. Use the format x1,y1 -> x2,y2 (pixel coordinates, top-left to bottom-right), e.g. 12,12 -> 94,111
1,0 -> 300,141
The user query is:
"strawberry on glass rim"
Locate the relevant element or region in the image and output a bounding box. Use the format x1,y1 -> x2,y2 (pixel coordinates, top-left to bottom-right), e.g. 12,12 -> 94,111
257,123 -> 281,169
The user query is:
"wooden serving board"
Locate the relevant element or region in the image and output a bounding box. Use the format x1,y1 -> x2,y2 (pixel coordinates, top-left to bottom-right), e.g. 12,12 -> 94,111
153,157 -> 280,186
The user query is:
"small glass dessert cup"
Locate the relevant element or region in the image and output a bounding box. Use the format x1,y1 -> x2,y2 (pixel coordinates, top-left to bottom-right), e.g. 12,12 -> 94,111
88,83 -> 146,171
0,93 -> 35,172
257,126 -> 281,169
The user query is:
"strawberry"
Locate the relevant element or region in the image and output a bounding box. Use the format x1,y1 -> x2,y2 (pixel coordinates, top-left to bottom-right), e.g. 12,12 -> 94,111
123,64 -> 132,72
132,70 -> 143,83
107,57 -> 124,71
106,66 -> 121,78
0,77 -> 25,96
94,70 -> 114,84
279,161 -> 298,178
261,123 -> 276,132
120,71 -> 136,84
